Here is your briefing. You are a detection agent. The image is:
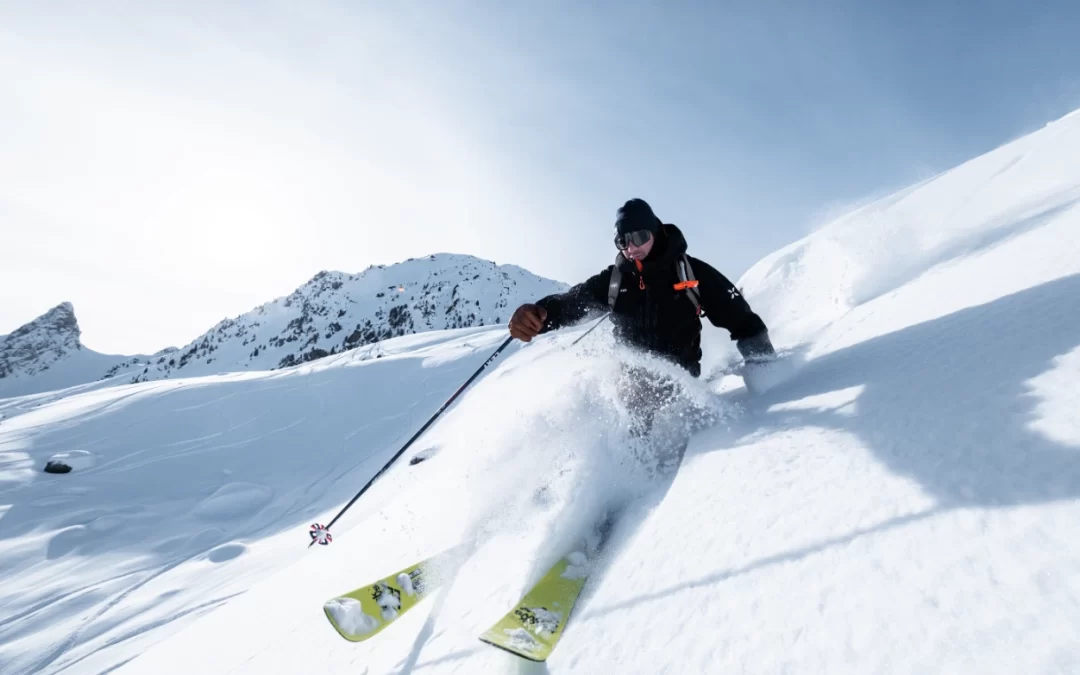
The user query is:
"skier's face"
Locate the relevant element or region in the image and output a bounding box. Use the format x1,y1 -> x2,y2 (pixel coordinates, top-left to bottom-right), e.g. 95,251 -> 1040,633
621,232 -> 654,261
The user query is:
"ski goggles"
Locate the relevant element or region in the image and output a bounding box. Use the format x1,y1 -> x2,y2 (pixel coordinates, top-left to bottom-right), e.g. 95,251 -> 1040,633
615,229 -> 653,250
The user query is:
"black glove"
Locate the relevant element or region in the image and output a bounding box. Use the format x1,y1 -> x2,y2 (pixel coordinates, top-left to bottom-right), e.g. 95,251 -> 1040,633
736,330 -> 775,362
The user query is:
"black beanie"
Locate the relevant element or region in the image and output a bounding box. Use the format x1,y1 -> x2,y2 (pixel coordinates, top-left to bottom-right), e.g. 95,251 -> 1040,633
615,198 -> 662,235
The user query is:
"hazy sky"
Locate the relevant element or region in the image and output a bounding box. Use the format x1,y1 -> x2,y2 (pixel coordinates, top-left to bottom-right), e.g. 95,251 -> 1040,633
3,1 -> 1079,354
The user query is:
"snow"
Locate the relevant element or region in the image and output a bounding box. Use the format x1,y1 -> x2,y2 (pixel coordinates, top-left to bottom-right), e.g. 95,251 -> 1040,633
191,483 -> 274,520
561,551 -> 590,580
396,572 -> 417,596
1027,346 -> 1080,448
738,107 -> 1080,349
324,597 -> 380,637
1,107 -> 1079,674
504,627 -> 542,652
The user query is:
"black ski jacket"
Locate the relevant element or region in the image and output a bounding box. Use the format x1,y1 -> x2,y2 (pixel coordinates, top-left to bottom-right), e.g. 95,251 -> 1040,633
535,224 -> 772,377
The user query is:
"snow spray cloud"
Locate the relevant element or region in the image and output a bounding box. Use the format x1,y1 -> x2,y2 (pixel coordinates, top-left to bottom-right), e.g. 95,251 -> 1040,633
415,327 -> 731,560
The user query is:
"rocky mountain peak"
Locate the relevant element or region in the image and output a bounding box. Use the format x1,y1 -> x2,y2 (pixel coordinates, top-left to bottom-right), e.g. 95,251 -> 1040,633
0,302 -> 83,379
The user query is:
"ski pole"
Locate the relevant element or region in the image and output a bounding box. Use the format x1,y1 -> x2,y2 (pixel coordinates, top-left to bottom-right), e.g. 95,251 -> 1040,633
571,313 -> 611,345
309,335 -> 515,546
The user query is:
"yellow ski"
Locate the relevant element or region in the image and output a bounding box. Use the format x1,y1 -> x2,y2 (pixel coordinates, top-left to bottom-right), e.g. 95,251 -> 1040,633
478,548 -> 592,661
323,545 -> 463,642
479,507 -> 626,661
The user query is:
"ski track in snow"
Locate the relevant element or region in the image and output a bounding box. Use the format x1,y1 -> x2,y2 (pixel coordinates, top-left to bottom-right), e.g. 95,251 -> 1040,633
28,547 -> 217,674
2,109 -> 1080,674
0,328 -> 545,675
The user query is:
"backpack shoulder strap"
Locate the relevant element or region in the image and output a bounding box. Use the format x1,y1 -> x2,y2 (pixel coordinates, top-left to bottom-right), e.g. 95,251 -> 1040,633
607,256 -> 623,310
677,254 -> 703,316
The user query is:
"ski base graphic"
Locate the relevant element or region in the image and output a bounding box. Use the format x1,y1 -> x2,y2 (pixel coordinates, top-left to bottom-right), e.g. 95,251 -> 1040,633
478,550 -> 591,661
323,545 -> 462,642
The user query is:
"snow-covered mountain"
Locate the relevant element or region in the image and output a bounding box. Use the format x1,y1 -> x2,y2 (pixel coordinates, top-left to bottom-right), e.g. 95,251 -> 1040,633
2,254 -> 568,398
0,302 -> 81,378
0,303 -> 148,399
2,108 -> 1079,675
122,253 -> 567,382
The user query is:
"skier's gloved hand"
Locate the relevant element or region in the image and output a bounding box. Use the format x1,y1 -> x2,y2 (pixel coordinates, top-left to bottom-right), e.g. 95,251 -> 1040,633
508,303 -> 548,342
736,329 -> 775,363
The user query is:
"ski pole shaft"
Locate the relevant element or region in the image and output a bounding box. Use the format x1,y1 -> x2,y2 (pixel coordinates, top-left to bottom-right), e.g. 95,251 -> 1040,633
311,335 -> 514,545
571,313 -> 611,346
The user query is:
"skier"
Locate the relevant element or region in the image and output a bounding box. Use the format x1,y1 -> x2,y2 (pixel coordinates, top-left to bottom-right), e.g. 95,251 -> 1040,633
508,198 -> 775,435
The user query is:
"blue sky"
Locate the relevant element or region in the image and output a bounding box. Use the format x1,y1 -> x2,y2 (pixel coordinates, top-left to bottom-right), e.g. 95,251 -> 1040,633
2,1 -> 1079,353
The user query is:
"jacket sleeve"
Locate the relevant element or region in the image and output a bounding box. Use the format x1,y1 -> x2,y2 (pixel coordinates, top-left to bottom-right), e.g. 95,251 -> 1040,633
689,256 -> 775,360
534,267 -> 612,333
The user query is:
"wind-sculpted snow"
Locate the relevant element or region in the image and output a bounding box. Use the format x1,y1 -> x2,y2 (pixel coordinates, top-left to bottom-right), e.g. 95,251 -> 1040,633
739,110 -> 1080,348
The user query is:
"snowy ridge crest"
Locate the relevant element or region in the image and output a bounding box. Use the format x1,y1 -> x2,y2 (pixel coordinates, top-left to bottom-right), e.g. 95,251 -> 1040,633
740,106 -> 1080,346
107,253 -> 568,383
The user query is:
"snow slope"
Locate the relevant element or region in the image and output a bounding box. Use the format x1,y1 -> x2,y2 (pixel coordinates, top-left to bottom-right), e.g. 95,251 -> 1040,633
2,108 -> 1079,674
1,326 -> 572,674
740,109 -> 1080,349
